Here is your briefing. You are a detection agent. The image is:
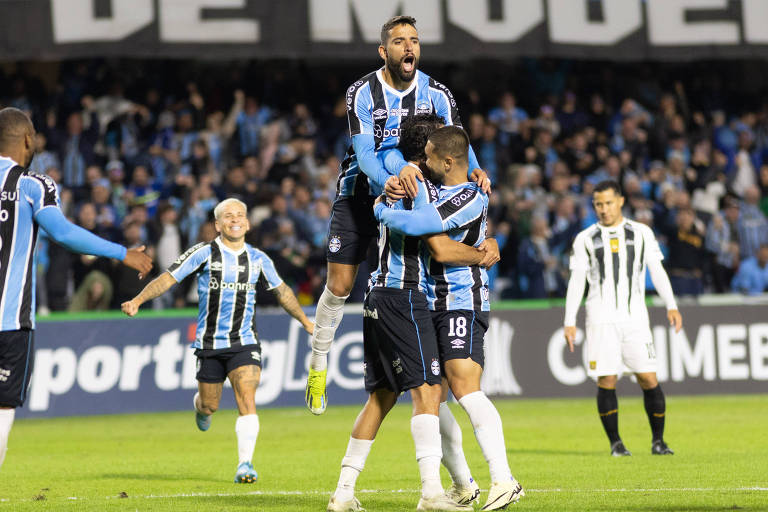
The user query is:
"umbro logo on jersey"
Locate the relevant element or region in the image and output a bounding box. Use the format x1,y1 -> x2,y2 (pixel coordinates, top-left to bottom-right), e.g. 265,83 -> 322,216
450,338 -> 465,349
372,108 -> 387,120
210,261 -> 223,271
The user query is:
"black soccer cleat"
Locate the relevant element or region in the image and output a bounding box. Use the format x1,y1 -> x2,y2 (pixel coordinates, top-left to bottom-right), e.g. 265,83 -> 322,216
610,440 -> 632,457
652,440 -> 674,455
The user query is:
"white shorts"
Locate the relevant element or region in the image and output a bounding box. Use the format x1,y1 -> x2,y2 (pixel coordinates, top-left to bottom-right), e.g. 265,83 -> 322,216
585,321 -> 657,378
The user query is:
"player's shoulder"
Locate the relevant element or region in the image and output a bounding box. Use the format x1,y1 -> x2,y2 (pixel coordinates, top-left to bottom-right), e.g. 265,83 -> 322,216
245,243 -> 270,260
574,223 -> 600,244
625,219 -> 655,238
346,71 -> 376,96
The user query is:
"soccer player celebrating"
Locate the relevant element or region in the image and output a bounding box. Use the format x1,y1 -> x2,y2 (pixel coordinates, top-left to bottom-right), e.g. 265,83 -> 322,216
375,126 -> 524,510
564,180 -> 681,456
305,15 -> 489,415
122,198 -> 313,483
327,127 -> 493,512
0,107 -> 152,470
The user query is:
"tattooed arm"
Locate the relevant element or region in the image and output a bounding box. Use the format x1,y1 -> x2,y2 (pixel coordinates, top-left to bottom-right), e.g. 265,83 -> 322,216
121,271 -> 177,317
272,282 -> 314,334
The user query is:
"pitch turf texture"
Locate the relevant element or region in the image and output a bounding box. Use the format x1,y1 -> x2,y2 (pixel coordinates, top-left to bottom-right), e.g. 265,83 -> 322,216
2,395 -> 766,511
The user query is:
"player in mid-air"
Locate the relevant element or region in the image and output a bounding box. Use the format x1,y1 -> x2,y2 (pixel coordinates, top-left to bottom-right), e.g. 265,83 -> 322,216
376,125 -> 524,510
305,15 -> 490,415
0,107 -> 153,470
564,180 -> 681,456
122,198 -> 313,483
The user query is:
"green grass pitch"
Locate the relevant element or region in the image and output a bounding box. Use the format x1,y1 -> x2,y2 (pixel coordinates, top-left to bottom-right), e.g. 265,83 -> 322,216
2,394 -> 767,511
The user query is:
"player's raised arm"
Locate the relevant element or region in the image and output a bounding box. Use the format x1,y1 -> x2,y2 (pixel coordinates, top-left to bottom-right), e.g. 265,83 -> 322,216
122,271 -> 177,317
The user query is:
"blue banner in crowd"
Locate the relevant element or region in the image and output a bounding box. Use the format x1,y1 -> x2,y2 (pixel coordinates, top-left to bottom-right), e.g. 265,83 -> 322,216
18,304 -> 768,418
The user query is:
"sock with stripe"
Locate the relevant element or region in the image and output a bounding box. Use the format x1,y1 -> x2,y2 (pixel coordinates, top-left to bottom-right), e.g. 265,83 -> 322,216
643,385 -> 666,442
411,414 -> 443,499
334,437 -> 374,503
235,414 -> 260,464
458,391 -> 513,483
310,287 -> 349,371
597,387 -> 621,444
438,401 -> 473,488
0,408 -> 15,469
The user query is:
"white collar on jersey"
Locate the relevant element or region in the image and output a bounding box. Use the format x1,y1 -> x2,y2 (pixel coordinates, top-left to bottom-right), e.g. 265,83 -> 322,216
376,68 -> 419,97
214,236 -> 247,255
597,218 -> 628,233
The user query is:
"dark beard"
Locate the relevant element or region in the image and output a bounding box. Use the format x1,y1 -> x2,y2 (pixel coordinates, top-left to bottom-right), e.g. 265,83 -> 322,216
386,55 -> 417,84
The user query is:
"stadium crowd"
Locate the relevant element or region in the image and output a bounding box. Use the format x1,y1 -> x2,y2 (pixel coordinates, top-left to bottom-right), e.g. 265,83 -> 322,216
1,58 -> 767,312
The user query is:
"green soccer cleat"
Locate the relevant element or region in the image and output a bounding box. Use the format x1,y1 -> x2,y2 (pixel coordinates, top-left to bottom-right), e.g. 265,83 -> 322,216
305,368 -> 328,415
234,461 -> 258,483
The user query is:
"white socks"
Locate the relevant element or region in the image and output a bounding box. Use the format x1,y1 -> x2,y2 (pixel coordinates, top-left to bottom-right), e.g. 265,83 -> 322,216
334,437 -> 374,503
235,414 -> 260,464
310,287 -> 349,371
459,391 -> 512,483
411,414 -> 443,499
439,401 -> 473,488
0,408 -> 15,469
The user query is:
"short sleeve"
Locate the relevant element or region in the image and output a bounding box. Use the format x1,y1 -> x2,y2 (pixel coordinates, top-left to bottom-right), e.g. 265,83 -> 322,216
255,250 -> 283,290
569,233 -> 590,272
434,186 -> 485,230
24,172 -> 60,216
168,243 -> 210,282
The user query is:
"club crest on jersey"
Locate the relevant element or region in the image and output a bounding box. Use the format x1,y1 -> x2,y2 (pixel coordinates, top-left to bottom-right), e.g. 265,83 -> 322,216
610,238 -> 619,253
329,236 -> 341,253
450,339 -> 465,349
431,358 -> 440,376
481,286 -> 490,302
250,261 -> 262,275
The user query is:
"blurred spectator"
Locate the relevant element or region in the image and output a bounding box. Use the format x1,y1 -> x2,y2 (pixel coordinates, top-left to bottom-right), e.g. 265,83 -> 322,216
517,216 -> 561,298
706,198 -> 741,293
738,185 -> 768,261
666,208 -> 706,296
731,244 -> 768,295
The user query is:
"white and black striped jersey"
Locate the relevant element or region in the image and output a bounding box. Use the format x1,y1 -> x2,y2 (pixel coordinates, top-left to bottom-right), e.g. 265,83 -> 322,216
569,219 -> 664,325
340,68 -> 462,197
168,238 -> 283,350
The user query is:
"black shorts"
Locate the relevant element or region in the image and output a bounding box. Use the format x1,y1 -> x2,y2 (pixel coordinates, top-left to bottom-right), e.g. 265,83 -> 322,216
194,343 -> 262,383
432,310 -> 489,368
0,330 -> 34,408
326,196 -> 379,265
363,287 -> 442,394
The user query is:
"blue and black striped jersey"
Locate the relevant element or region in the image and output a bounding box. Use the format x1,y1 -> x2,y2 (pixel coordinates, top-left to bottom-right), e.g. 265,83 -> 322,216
374,181 -> 490,312
339,69 -> 463,198
168,238 -> 283,350
0,157 -> 59,330
424,184 -> 490,312
370,178 -> 440,291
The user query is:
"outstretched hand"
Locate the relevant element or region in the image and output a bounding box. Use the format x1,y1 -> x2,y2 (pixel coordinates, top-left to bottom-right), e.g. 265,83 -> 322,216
123,245 -> 153,279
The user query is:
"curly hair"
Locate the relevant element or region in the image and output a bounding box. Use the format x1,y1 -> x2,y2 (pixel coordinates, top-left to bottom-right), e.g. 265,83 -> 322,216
398,113 -> 445,162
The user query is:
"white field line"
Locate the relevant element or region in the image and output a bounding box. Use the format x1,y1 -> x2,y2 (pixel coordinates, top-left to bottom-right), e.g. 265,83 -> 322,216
1,487 -> 767,503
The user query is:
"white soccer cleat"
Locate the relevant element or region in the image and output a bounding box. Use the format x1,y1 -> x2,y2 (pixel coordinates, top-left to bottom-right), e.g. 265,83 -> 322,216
482,478 -> 525,510
445,478 -> 481,505
327,495 -> 365,512
416,492 -> 472,511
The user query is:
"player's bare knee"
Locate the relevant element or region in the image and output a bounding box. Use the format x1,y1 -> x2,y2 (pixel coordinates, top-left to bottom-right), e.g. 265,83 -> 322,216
636,372 -> 658,389
326,263 -> 357,296
200,400 -> 219,415
597,375 -> 617,389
